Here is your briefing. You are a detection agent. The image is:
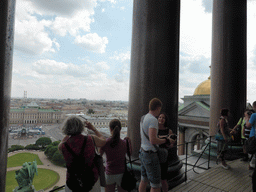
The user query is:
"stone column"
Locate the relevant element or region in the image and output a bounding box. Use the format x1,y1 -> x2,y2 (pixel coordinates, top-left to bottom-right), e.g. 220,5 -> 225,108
0,1 -> 16,191
178,127 -> 185,155
128,0 -> 180,157
210,0 -> 247,136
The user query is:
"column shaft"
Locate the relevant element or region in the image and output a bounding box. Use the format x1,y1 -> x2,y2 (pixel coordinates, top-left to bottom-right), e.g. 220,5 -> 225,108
0,1 -> 16,191
128,0 -> 180,157
210,0 -> 247,136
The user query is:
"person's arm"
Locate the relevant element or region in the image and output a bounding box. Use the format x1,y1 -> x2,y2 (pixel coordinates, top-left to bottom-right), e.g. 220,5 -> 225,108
58,135 -> 69,153
219,119 -> 228,141
85,121 -> 106,147
149,128 -> 175,145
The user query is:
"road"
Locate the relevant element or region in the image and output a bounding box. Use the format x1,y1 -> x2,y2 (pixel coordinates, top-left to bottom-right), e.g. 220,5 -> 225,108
8,124 -> 64,148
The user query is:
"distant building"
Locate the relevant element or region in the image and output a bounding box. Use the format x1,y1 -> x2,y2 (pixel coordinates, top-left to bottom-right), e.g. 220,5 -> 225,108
9,101 -> 63,125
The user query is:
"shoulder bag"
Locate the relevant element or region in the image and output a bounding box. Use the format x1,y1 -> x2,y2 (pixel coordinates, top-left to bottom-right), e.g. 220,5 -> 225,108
245,136 -> 256,154
141,117 -> 168,163
92,136 -> 106,187
121,139 -> 137,191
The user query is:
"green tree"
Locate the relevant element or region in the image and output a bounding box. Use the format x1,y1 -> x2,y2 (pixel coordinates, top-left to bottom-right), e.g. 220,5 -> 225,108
45,146 -> 58,159
51,141 -> 61,146
87,109 -> 95,114
52,150 -> 65,166
36,137 -> 52,149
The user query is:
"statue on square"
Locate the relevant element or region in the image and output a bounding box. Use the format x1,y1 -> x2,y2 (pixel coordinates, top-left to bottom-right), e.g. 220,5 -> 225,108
13,160 -> 38,192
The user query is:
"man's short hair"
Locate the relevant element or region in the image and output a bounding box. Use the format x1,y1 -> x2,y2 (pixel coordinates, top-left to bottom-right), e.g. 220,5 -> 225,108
149,98 -> 162,111
253,101 -> 256,108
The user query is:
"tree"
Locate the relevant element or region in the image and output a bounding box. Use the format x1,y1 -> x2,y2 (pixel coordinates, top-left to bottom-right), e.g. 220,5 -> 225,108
35,137 -> 52,149
45,146 -> 58,159
87,109 -> 95,114
51,141 -> 61,146
52,150 -> 65,166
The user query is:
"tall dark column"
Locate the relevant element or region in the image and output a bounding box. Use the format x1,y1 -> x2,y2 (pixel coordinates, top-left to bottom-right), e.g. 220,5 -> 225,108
128,0 -> 180,157
0,1 -> 16,191
210,0 -> 247,136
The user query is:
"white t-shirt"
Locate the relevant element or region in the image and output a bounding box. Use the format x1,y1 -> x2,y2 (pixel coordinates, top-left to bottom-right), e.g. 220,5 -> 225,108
140,113 -> 159,152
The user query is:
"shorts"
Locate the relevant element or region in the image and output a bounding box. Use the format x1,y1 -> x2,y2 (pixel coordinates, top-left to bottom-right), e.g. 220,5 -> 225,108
139,149 -> 161,188
105,173 -> 124,186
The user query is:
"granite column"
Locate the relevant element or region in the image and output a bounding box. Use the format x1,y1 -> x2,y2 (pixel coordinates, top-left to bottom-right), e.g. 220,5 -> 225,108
128,0 -> 180,157
0,1 -> 16,191
210,0 -> 247,136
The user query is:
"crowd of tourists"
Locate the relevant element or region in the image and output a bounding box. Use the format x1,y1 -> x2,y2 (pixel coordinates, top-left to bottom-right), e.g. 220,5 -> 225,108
57,98 -> 256,192
57,98 -> 176,192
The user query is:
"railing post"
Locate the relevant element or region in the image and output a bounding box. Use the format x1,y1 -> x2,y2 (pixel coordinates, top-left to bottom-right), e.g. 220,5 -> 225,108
208,136 -> 211,169
185,142 -> 188,182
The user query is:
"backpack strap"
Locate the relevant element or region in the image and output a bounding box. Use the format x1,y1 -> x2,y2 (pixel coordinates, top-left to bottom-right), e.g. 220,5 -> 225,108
64,136 -> 88,158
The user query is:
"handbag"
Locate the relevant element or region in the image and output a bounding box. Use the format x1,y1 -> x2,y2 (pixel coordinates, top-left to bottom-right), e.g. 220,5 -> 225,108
121,139 -> 137,191
245,136 -> 256,154
141,120 -> 168,163
92,136 -> 106,187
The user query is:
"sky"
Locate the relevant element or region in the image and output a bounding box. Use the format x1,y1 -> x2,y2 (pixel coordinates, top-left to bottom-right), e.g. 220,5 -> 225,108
11,0 -> 256,104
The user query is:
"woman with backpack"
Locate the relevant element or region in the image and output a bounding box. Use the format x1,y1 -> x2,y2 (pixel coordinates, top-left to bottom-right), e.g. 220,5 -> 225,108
100,119 -> 132,192
58,116 -> 106,192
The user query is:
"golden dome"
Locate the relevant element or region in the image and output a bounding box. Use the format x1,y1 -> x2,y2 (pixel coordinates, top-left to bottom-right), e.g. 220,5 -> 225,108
193,77 -> 211,96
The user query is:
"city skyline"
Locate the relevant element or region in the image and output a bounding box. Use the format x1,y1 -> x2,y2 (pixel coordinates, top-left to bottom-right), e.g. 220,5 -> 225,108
11,0 -> 256,104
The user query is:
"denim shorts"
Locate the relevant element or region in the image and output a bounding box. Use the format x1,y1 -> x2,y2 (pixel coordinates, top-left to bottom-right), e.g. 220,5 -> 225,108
139,149 -> 161,188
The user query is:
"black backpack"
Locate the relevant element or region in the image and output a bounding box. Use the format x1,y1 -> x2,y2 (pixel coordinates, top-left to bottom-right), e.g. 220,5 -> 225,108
64,136 -> 96,192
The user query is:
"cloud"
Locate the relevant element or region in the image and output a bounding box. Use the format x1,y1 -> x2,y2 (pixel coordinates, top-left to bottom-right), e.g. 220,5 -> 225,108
51,11 -> 94,36
202,0 -> 213,13
74,33 -> 108,53
14,17 -> 55,55
96,62 -> 110,71
12,58 -> 129,100
110,51 -> 131,82
32,59 -> 96,78
26,0 -> 97,16
180,54 -> 210,74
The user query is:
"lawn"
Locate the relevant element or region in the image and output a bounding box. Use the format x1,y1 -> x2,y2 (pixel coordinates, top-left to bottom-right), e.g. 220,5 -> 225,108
7,153 -> 43,168
6,168 -> 59,192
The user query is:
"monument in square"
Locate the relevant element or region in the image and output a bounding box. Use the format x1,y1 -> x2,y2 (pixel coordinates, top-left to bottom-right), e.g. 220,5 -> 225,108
13,160 -> 38,192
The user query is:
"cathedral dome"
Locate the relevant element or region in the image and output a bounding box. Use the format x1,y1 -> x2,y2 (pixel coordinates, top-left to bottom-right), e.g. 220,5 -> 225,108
193,76 -> 211,96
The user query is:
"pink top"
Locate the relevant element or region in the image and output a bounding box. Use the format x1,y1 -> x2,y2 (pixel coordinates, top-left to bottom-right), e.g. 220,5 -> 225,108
100,138 -> 128,175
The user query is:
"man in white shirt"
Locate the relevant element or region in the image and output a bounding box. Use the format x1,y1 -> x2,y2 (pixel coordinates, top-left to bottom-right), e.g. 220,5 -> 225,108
139,98 -> 174,192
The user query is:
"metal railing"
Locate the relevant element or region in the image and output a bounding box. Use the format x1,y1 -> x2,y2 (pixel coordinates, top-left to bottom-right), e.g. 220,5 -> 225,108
49,136 -> 213,191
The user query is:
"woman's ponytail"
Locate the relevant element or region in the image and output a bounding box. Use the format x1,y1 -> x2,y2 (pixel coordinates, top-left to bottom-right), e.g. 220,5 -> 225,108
109,119 -> 121,148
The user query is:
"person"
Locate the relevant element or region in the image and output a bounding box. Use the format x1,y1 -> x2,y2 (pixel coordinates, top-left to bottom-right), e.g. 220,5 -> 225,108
246,102 -> 256,191
139,98 -> 175,192
58,116 -> 106,192
231,110 -> 253,161
157,112 -> 176,192
100,119 -> 132,192
217,108 -> 232,169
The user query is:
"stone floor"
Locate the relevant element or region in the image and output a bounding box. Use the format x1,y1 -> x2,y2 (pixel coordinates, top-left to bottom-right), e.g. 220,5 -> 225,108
171,158 -> 253,191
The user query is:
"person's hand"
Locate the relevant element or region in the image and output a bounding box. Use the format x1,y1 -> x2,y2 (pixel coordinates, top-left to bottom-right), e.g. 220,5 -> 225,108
230,130 -> 236,134
85,121 -> 96,131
